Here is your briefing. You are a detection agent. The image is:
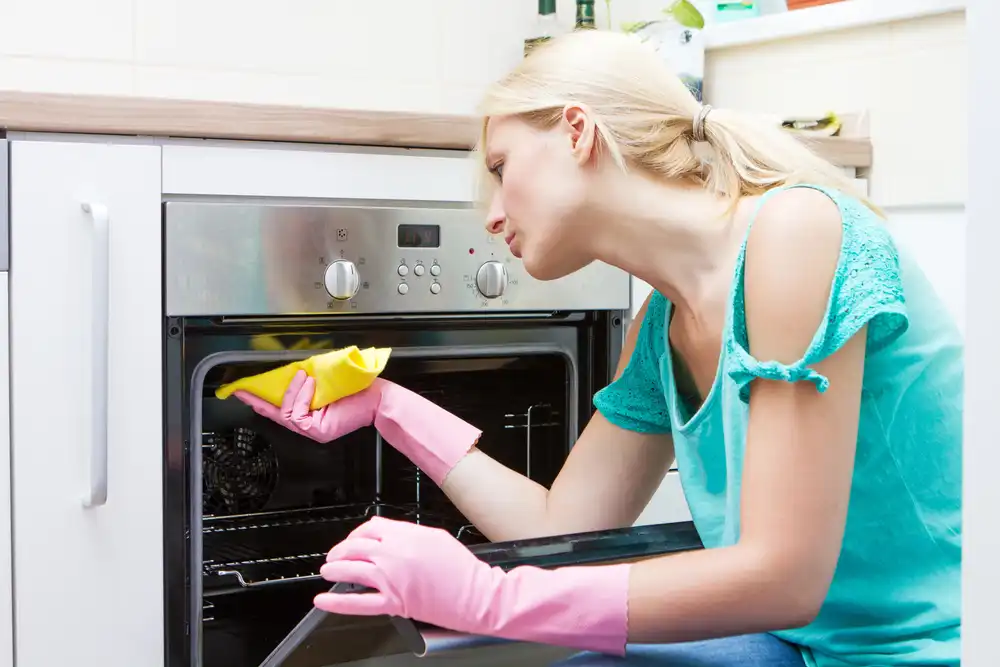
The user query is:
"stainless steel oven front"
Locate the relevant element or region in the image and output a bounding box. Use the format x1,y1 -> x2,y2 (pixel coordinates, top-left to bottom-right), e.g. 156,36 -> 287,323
162,200 -> 632,667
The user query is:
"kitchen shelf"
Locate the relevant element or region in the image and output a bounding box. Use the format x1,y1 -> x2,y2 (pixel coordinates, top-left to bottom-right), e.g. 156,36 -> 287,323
704,0 -> 966,50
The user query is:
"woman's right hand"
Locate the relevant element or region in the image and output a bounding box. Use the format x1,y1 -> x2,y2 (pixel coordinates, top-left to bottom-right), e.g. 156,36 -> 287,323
234,370 -> 381,444
234,369 -> 481,486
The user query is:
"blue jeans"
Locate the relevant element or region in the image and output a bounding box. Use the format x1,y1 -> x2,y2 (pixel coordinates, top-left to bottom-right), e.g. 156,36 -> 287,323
549,634 -> 806,667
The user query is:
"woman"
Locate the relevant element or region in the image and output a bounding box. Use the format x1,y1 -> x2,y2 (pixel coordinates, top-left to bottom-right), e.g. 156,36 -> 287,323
235,30 -> 962,667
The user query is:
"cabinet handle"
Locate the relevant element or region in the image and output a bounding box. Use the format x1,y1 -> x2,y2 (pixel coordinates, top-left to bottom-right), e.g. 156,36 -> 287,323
81,202 -> 109,508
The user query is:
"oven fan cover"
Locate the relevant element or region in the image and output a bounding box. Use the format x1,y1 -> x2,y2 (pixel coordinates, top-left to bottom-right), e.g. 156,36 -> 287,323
203,427 -> 279,515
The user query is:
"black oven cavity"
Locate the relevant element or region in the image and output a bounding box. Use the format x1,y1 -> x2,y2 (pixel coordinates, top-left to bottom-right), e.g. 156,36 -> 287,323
191,352 -> 572,667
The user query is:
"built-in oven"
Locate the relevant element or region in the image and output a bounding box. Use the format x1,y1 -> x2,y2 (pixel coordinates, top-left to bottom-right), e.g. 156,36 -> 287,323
163,200 -> 700,667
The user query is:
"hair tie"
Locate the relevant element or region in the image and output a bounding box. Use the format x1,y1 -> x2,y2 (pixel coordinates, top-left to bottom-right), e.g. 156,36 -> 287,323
692,104 -> 713,142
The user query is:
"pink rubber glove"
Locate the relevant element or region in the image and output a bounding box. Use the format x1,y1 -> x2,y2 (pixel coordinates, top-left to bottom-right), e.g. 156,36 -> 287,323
233,370 -> 480,486
316,516 -> 631,656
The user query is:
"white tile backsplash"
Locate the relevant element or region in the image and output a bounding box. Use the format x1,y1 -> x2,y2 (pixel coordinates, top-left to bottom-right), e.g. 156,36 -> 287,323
0,56 -> 133,95
134,64 -> 486,112
0,0 -> 134,60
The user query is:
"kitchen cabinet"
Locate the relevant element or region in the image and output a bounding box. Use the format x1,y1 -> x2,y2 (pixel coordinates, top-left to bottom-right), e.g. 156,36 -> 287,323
9,140 -> 164,667
0,272 -> 11,667
0,140 -> 11,667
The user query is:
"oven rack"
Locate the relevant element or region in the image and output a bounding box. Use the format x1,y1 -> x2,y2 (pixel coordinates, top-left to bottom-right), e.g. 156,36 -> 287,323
203,502 -> 375,532
383,403 -> 561,489
203,502 -> 483,593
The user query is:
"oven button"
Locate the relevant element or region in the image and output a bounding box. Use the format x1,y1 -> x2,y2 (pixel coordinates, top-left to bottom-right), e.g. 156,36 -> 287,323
430,264 -> 441,277
323,259 -> 361,300
475,261 -> 508,299
397,264 -> 409,277
430,282 -> 441,295
413,264 -> 425,277
397,283 -> 409,295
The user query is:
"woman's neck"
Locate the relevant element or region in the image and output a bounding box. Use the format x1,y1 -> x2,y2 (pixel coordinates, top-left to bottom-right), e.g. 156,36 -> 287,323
582,170 -> 747,312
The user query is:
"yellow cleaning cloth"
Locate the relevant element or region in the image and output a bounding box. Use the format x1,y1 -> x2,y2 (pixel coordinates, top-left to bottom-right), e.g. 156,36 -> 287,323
216,346 -> 392,410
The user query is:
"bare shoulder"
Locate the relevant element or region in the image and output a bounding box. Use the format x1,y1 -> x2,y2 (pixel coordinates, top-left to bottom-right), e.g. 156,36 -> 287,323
745,187 -> 843,261
743,187 -> 844,364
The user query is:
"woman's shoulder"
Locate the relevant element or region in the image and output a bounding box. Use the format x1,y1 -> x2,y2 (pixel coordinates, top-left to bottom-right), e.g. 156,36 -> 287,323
748,183 -> 889,245
724,184 -> 909,402
633,288 -> 670,355
741,183 -> 902,310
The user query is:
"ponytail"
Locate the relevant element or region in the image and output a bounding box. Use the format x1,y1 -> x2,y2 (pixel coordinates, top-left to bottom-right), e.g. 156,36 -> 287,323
477,30 -> 880,216
698,107 -> 881,215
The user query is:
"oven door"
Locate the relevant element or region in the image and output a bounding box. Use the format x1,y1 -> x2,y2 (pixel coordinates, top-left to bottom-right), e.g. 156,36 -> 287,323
166,311 -> 641,667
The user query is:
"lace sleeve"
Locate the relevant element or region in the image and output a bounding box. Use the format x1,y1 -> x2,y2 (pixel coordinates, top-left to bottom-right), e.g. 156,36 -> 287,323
593,292 -> 672,433
727,194 -> 910,403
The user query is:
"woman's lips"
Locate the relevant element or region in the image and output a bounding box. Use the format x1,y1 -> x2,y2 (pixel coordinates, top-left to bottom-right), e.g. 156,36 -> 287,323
506,233 -> 522,258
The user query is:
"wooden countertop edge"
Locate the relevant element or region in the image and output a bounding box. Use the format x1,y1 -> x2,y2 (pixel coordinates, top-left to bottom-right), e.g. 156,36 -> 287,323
0,90 -> 872,167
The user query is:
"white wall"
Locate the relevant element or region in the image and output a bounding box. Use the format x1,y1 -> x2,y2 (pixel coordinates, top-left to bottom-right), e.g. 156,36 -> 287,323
886,204 -> 966,331
0,0 -> 683,110
0,0 -> 587,112
706,10 -> 966,209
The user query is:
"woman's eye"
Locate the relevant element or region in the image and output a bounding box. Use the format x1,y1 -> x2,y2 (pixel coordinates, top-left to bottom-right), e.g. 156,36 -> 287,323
492,163 -> 504,182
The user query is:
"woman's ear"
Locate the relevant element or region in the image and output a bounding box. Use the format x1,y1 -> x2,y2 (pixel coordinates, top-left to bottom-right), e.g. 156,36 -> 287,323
561,104 -> 598,166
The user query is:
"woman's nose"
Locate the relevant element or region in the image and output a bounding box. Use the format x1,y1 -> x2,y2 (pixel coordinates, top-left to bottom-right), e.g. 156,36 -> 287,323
485,195 -> 505,235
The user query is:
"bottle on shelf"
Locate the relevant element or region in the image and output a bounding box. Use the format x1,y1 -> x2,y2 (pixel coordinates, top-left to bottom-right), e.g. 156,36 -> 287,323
575,0 -> 596,30
524,0 -> 561,57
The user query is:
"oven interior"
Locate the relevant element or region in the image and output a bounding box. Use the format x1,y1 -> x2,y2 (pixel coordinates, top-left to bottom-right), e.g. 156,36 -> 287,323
193,352 -> 573,667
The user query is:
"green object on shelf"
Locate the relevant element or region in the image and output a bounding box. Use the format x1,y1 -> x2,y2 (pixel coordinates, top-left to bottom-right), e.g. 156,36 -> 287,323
620,0 -> 706,34
525,0 -> 562,57
714,1 -> 760,22
576,0 -> 597,30
664,0 -> 705,29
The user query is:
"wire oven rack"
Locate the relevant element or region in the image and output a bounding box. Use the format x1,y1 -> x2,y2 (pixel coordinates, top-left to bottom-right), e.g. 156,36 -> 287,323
202,502 -> 484,593
200,387 -> 563,595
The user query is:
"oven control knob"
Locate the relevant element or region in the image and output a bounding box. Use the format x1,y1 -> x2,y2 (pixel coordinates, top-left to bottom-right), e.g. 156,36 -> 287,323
323,260 -> 361,300
475,261 -> 508,299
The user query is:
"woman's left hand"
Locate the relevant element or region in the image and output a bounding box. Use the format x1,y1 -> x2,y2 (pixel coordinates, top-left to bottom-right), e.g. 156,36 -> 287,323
316,516 -> 498,630
315,515 -> 633,656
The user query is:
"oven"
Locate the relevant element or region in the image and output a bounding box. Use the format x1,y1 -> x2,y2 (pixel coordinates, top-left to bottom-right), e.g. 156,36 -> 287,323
163,199 -> 636,667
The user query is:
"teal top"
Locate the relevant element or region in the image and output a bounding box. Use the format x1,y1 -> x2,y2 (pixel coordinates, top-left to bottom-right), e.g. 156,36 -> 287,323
594,184 -> 962,667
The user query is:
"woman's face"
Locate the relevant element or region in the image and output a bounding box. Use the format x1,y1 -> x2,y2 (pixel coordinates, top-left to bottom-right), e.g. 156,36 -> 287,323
483,113 -> 596,281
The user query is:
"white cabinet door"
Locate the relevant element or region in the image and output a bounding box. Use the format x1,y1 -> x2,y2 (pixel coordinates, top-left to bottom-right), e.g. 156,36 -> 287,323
0,273 -> 11,667
10,140 -> 163,667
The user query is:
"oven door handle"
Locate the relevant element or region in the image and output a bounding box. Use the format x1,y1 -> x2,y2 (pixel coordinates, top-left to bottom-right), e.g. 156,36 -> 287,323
81,202 -> 109,508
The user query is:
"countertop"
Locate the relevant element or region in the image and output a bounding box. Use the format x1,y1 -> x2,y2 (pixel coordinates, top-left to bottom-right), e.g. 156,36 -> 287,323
0,91 -> 871,167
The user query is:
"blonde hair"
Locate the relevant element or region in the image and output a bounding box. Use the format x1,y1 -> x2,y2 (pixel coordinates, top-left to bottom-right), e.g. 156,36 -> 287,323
476,30 -> 880,216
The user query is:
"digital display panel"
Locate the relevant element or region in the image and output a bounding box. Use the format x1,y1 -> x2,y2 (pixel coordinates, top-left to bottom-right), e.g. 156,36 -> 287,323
397,224 -> 440,248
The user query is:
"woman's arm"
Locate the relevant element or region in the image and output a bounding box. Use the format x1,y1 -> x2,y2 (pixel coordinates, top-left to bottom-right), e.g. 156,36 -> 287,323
624,189 -> 862,641
441,293 -> 675,542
